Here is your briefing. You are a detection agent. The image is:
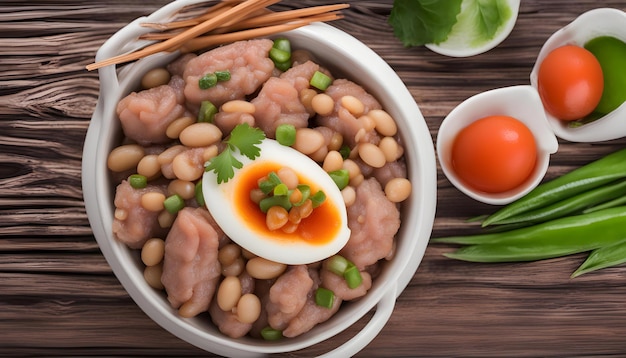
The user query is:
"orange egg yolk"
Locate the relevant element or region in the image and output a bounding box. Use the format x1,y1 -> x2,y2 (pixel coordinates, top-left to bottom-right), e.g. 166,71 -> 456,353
451,115 -> 537,193
233,161 -> 342,245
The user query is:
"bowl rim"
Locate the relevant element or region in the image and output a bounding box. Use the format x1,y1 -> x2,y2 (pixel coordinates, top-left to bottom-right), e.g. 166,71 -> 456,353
82,1 -> 437,355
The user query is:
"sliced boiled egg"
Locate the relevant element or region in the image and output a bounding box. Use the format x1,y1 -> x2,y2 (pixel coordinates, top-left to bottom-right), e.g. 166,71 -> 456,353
202,139 -> 351,265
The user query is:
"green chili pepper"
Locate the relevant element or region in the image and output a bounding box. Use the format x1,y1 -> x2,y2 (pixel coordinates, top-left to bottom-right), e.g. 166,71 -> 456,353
434,206 -> 626,262
491,179 -> 626,226
482,148 -> 626,227
583,194 -> 626,214
571,238 -> 626,278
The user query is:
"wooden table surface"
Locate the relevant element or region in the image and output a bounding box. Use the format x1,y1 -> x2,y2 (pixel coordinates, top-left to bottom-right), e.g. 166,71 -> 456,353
3,0 -> 626,356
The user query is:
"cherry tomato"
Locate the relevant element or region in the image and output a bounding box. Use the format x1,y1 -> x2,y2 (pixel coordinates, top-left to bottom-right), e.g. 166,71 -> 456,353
451,115 -> 537,193
537,45 -> 604,121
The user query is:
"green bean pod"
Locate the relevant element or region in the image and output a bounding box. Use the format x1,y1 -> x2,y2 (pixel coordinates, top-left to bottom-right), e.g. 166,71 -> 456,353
492,179 -> 626,225
436,206 -> 626,262
571,239 -> 626,278
482,148 -> 626,226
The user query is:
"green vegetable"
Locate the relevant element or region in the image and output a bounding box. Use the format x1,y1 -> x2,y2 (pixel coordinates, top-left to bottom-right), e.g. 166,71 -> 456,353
204,123 -> 266,184
315,287 -> 335,309
435,206 -> 626,262
198,73 -> 217,89
259,171 -> 282,194
388,0 -> 463,47
328,169 -> 349,190
163,194 -> 185,214
293,184 -> 311,206
128,174 -> 147,189
214,70 -> 231,82
194,180 -> 205,207
259,195 -> 292,213
275,124 -> 296,146
445,0 -> 512,48
343,263 -> 363,289
585,36 -> 626,115
584,195 -> 626,214
327,255 -> 350,276
273,183 -> 289,197
198,100 -> 218,123
339,144 -> 351,160
260,326 -> 283,341
310,190 -> 326,208
482,148 -> 626,227
490,179 -> 626,226
310,71 -> 332,91
571,239 -> 626,278
270,38 -> 292,71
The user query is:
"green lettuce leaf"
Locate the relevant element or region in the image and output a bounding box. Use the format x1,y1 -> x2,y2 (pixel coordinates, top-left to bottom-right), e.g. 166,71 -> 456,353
388,0 -> 463,47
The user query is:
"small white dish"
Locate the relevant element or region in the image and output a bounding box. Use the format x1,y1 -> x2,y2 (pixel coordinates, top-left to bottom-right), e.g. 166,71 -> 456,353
530,8 -> 626,142
437,85 -> 559,205
426,0 -> 520,57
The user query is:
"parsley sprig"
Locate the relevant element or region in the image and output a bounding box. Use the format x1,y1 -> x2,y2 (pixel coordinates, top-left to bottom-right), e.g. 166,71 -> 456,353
205,123 -> 266,184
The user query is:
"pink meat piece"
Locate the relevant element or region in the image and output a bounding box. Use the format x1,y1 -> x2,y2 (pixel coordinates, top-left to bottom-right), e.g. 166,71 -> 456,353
116,76 -> 186,145
251,77 -> 310,137
282,268 -> 342,338
266,265 -> 313,330
183,39 -> 275,107
372,160 -> 408,188
167,53 -> 197,77
280,60 -> 320,93
340,178 -> 400,269
320,263 -> 372,301
209,299 -> 253,338
316,79 -> 382,147
112,180 -> 166,249
161,207 -> 221,317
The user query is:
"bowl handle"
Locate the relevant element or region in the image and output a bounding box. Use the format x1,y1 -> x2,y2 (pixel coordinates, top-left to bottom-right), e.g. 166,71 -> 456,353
318,283 -> 398,358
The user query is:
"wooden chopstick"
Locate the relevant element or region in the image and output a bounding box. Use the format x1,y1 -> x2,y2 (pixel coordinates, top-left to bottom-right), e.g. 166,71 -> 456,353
179,12 -> 344,53
86,0 -> 278,70
86,0 -> 348,71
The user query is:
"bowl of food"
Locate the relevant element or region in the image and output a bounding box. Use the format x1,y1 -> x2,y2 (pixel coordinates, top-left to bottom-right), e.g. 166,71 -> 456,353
529,7 -> 626,142
82,0 -> 437,356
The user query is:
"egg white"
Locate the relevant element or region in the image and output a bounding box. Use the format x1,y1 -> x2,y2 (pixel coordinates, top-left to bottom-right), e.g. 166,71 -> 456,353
202,138 -> 351,265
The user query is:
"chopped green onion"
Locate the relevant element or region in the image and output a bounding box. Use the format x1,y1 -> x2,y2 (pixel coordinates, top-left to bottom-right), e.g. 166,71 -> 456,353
327,255 -> 351,276
260,326 -> 283,341
329,169 -> 349,190
310,190 -> 326,208
271,38 -> 292,71
310,71 -> 332,91
195,181 -> 205,207
199,73 -> 217,89
293,184 -> 311,206
164,194 -> 185,214
214,70 -> 231,82
343,264 -> 363,289
198,100 -> 217,123
259,172 -> 282,194
259,195 -> 292,213
129,174 -> 147,189
275,124 -> 296,146
339,144 -> 351,160
269,47 -> 291,64
273,183 -> 289,196
273,38 -> 291,53
314,287 -> 335,309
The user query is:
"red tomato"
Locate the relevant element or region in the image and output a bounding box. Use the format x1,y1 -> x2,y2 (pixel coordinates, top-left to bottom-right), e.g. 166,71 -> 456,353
451,115 -> 537,193
537,45 -> 604,121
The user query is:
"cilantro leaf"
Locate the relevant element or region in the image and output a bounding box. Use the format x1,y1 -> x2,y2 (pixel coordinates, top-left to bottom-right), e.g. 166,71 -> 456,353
204,123 -> 266,184
388,0 -> 463,47
228,122 -> 265,160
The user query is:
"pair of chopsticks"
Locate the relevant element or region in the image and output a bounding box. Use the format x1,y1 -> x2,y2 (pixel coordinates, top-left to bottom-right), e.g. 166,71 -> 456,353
86,0 -> 348,71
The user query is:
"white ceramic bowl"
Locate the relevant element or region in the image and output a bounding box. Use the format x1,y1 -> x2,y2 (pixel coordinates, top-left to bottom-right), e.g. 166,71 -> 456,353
82,0 -> 437,356
437,85 -> 559,205
426,0 -> 520,57
529,8 -> 626,142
